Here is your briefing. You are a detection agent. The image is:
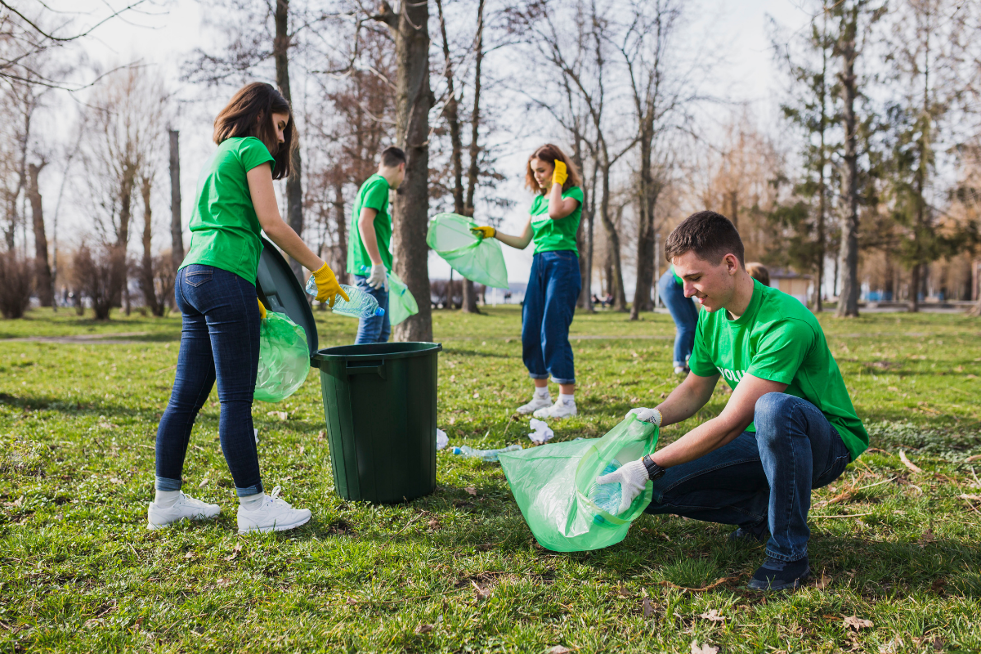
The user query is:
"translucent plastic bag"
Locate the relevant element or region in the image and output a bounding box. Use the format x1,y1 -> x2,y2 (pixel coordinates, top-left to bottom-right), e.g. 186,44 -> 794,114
387,270 -> 419,326
426,213 -> 509,289
498,416 -> 659,552
254,311 -> 311,403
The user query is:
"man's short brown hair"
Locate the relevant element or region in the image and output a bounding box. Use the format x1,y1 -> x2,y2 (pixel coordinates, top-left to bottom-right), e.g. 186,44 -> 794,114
380,146 -> 406,168
665,211 -> 745,265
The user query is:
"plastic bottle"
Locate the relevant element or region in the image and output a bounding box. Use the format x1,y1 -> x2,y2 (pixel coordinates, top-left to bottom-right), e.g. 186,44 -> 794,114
590,459 -> 623,522
305,278 -> 385,319
452,444 -> 522,462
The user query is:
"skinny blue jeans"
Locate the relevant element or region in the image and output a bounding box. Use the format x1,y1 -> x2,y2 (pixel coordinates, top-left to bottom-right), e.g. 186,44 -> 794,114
645,393 -> 852,562
353,274 -> 390,344
155,264 -> 263,497
658,270 -> 698,368
522,250 -> 581,385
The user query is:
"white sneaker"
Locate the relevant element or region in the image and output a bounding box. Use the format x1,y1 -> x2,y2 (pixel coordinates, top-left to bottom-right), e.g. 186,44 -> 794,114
533,398 -> 578,420
237,486 -> 311,534
516,395 -> 552,415
147,492 -> 220,530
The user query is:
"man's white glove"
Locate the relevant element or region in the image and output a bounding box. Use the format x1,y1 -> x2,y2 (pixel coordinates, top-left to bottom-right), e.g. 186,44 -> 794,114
628,407 -> 662,427
367,264 -> 388,290
595,459 -> 649,515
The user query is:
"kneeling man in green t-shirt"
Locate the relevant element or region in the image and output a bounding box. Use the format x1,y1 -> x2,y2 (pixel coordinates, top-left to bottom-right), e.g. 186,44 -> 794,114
598,211 -> 868,591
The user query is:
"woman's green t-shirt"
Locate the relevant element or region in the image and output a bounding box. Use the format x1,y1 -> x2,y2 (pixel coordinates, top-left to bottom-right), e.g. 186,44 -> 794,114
529,186 -> 584,255
179,137 -> 275,285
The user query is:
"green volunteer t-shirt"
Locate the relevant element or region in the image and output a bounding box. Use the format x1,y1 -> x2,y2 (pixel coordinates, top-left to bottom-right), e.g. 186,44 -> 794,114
347,174 -> 393,275
688,279 -> 868,461
180,136 -> 275,285
530,186 -> 584,255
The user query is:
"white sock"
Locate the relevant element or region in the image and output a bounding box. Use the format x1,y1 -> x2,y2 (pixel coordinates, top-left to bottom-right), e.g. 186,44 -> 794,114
534,387 -> 550,399
240,493 -> 265,511
559,393 -> 575,405
154,490 -> 181,507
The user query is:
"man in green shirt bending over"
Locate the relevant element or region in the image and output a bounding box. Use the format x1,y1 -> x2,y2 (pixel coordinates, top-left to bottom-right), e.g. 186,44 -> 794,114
598,211 -> 868,591
346,146 -> 406,344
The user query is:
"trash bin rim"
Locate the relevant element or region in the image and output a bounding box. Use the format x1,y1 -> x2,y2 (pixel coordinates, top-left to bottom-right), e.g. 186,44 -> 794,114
312,341 -> 442,365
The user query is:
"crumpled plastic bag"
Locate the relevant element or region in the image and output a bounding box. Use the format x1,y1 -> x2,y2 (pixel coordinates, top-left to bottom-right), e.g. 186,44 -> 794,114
436,428 -> 449,450
426,212 -> 509,289
499,415 -> 659,552
254,310 -> 310,403
528,418 -> 554,444
387,270 -> 419,326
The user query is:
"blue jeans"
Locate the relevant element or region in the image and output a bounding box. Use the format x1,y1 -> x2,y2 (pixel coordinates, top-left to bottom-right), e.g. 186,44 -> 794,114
522,250 -> 581,385
353,274 -> 390,344
658,270 -> 698,368
155,265 -> 263,497
645,393 -> 852,561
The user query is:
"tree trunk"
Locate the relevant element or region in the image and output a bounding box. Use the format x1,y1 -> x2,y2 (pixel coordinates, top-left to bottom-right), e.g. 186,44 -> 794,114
631,126 -> 657,320
28,163 -> 53,307
169,130 -> 184,273
113,172 -> 135,310
375,1 -> 433,342
598,153 -> 627,311
275,0 -> 304,282
333,179 -> 348,284
139,176 -> 163,316
835,12 -> 860,318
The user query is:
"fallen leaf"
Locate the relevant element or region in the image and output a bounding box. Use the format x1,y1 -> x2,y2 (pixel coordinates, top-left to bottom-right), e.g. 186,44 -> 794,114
691,641 -> 719,654
471,580 -> 491,602
814,573 -> 832,589
198,478 -> 209,488
317,430 -> 326,442
918,529 -> 936,547
83,618 -> 104,629
954,365 -> 964,372
476,542 -> 495,551
887,386 -> 900,392
899,450 -> 923,473
267,411 -> 288,421
698,609 -> 726,623
215,578 -> 232,588
966,454 -> 981,463
547,647 -> 572,654
472,392 -> 480,399
465,486 -> 477,496
184,551 -> 194,560
414,624 -> 434,635
109,478 -> 123,485
960,494 -> 981,501
642,597 -> 654,618
843,615 -> 873,630
224,544 -> 242,561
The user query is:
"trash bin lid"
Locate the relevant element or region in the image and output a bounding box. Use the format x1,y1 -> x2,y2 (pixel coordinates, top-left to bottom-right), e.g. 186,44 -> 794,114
255,236 -> 318,357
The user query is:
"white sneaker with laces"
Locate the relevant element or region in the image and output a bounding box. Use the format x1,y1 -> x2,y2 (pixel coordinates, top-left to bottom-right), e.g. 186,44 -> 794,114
237,486 -> 311,534
533,398 -> 578,420
516,395 -> 552,415
147,493 -> 220,530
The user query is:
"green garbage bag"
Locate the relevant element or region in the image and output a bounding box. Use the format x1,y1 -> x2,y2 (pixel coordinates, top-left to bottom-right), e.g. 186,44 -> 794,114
254,311 -> 310,403
387,271 -> 418,326
426,212 -> 509,289
498,416 -> 659,552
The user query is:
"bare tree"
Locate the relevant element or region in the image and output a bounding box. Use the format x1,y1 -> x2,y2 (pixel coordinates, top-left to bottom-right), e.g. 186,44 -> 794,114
169,130 -> 184,276
27,161 -> 52,306
372,1 -> 433,342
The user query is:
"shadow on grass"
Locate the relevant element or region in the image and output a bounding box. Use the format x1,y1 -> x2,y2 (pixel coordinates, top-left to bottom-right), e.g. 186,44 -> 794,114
441,347 -> 512,358
0,392 -> 154,418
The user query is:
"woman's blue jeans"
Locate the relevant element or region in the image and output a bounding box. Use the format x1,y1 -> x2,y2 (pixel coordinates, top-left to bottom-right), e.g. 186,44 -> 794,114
522,250 -> 581,385
658,270 -> 698,368
353,274 -> 390,344
155,264 -> 263,497
645,393 -> 852,562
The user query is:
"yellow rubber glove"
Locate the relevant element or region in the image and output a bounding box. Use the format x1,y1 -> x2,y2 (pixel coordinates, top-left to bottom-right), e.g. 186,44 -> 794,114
470,225 -> 496,239
551,159 -> 568,187
257,298 -> 267,320
312,263 -> 350,308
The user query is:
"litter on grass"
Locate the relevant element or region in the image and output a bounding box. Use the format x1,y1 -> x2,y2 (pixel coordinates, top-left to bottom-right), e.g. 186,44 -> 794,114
436,428 -> 449,450
528,418 -> 554,444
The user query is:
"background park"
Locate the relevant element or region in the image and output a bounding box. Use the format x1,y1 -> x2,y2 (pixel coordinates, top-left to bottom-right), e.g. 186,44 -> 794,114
2,0 -> 981,652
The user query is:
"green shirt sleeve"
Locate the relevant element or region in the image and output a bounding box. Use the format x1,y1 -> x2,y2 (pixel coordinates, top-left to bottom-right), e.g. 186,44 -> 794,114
687,314 -> 718,377
361,177 -> 390,213
746,319 -> 814,385
238,137 -> 275,173
565,186 -> 584,206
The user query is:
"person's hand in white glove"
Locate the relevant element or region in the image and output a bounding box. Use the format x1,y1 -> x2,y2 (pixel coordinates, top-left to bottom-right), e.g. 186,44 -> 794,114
628,407 -> 662,426
367,263 -> 388,290
595,459 -> 650,515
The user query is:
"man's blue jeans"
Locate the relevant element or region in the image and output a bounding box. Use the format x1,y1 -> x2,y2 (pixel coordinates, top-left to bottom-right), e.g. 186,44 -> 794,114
645,393 -> 852,561
155,264 -> 263,497
353,274 -> 390,344
522,250 -> 581,385
658,270 -> 698,368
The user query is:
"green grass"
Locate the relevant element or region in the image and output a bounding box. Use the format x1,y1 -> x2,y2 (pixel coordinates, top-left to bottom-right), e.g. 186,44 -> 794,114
2,306 -> 980,652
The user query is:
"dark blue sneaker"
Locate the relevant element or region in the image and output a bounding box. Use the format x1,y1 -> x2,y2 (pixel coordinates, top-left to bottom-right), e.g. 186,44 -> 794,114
729,521 -> 768,544
748,556 -> 810,591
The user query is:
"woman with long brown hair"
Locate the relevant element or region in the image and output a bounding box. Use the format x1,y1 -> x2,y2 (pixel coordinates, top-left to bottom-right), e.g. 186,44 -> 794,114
147,82 -> 347,534
473,144 -> 583,420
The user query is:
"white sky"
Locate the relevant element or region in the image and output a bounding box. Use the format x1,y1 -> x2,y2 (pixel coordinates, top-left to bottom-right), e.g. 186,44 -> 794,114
41,0 -> 820,285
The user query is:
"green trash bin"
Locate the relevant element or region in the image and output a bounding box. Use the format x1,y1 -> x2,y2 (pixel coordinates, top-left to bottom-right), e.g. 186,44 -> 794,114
312,342 -> 442,503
